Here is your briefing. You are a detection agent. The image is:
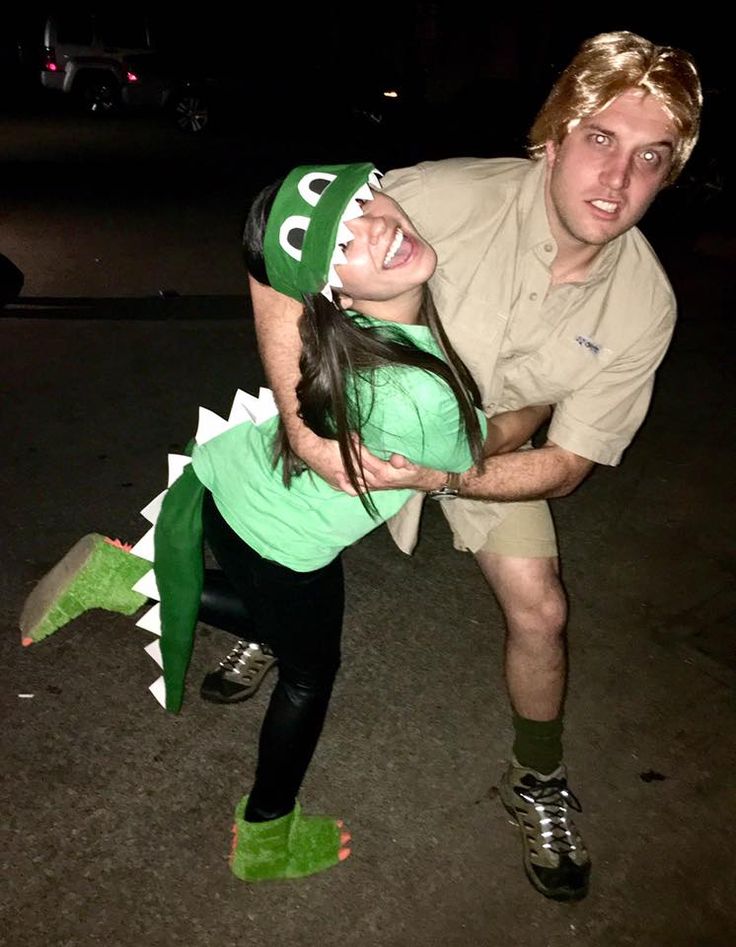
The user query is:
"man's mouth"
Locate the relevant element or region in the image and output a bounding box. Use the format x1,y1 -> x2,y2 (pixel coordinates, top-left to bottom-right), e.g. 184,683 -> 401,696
589,199 -> 619,215
383,227 -> 412,267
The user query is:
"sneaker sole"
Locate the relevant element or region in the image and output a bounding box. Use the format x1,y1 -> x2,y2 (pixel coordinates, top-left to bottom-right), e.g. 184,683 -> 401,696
199,654 -> 277,704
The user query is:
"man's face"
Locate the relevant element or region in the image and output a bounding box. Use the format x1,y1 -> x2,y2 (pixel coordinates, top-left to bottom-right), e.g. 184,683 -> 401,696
545,89 -> 678,251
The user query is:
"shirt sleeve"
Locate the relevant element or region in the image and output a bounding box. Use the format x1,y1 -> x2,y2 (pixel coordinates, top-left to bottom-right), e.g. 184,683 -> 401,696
381,164 -> 430,235
547,305 -> 675,465
357,367 -> 486,473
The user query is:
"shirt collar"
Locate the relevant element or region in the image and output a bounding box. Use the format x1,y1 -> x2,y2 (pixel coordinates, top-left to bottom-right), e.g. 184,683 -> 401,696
518,158 -> 623,286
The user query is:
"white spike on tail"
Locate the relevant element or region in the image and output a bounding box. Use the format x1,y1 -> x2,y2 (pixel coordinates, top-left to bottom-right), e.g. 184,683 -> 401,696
195,406 -> 228,445
136,602 -> 162,636
140,489 -> 167,525
149,676 -> 167,708
144,639 -> 163,668
167,454 -> 191,487
130,527 -> 155,563
133,569 -> 160,602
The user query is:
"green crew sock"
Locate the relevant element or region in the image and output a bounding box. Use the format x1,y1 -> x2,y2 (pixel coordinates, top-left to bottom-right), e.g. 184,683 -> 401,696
512,712 -> 564,776
20,534 -> 149,645
229,795 -> 349,882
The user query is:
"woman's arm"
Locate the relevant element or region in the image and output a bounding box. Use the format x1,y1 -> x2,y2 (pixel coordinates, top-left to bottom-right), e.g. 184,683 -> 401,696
482,404 -> 552,456
249,275 -> 360,493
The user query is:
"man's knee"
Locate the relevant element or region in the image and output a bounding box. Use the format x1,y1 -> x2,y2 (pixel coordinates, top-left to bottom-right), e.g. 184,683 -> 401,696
476,553 -> 567,638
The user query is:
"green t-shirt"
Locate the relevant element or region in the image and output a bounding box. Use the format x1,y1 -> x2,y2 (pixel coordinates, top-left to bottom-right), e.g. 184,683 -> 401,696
191,314 -> 486,571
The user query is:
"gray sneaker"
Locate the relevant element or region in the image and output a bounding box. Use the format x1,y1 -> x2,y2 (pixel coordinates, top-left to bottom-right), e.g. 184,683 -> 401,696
200,640 -> 277,704
499,760 -> 590,901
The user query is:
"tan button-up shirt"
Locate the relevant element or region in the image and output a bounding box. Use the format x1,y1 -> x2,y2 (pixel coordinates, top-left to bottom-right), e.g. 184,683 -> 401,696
382,157 -> 676,553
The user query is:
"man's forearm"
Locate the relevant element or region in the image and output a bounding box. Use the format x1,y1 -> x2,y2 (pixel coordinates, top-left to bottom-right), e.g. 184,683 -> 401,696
249,275 -> 314,452
413,441 -> 594,500
461,442 -> 592,500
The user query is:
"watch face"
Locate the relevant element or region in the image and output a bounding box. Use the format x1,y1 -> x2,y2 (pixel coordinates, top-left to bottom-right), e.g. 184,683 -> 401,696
428,487 -> 459,500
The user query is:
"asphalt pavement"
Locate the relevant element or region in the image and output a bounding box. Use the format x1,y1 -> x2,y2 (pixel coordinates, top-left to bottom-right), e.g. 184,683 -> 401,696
2,110 -> 735,946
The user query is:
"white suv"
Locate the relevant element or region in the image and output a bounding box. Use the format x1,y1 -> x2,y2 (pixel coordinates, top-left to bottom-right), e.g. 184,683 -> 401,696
40,13 -> 169,114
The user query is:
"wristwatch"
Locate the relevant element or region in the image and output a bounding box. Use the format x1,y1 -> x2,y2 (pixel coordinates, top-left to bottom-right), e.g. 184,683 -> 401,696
427,471 -> 461,500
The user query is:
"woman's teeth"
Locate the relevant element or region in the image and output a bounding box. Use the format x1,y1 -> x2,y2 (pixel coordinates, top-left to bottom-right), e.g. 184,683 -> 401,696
383,227 -> 404,267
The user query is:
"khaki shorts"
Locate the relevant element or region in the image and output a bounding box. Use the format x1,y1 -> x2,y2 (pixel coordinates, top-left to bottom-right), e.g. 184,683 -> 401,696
444,498 -> 558,559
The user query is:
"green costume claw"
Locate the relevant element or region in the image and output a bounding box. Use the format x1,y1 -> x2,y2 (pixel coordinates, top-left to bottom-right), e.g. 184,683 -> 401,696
20,534 -> 149,646
229,796 -> 351,882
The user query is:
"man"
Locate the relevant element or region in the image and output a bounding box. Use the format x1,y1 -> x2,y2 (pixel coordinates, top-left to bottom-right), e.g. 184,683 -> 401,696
204,31 -> 702,901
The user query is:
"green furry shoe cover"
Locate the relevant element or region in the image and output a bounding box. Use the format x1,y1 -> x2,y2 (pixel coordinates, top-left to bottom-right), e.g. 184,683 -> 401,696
20,534 -> 149,646
229,796 -> 351,882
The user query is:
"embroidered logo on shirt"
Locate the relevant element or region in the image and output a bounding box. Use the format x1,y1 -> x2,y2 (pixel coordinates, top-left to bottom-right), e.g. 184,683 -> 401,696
575,335 -> 601,355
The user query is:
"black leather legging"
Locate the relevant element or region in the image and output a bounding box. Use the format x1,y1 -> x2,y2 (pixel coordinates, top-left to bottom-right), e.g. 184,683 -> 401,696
201,490 -> 344,822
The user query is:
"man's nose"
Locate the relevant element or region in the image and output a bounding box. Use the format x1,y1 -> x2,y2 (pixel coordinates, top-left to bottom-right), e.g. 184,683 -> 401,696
599,153 -> 631,191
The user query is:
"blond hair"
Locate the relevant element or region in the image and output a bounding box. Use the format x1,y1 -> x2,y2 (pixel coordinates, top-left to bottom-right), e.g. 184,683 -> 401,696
528,31 -> 702,183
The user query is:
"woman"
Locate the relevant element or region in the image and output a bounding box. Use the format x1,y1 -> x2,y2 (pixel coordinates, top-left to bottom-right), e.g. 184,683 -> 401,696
20,163 -> 544,882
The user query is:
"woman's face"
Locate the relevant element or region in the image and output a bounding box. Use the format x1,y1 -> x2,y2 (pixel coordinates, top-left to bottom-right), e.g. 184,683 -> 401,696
333,191 -> 436,320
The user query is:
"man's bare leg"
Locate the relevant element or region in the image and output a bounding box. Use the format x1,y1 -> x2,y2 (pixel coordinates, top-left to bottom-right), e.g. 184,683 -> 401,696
474,550 -> 590,901
474,552 -> 566,721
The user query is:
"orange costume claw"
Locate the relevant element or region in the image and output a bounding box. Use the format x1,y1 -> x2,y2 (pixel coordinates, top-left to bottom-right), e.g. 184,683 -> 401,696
103,537 -> 135,552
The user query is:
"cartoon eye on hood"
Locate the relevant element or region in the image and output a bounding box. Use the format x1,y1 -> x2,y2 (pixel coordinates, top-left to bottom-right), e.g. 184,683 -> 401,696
263,163 -> 383,302
298,171 -> 337,206
279,215 -> 310,262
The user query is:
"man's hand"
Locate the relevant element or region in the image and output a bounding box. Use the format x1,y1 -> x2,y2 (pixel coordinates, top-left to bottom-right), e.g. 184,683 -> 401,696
358,447 -> 446,493
292,429 -> 359,494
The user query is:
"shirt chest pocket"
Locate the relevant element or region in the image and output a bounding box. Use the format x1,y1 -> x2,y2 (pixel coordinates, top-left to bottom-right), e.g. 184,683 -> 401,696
505,334 -> 616,403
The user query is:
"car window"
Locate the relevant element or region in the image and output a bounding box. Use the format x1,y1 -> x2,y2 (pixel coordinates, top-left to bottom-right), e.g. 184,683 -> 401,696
56,14 -> 94,46
95,14 -> 150,50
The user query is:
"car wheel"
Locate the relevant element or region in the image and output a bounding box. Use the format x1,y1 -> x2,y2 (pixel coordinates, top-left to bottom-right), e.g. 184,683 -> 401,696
77,75 -> 120,115
173,93 -> 209,133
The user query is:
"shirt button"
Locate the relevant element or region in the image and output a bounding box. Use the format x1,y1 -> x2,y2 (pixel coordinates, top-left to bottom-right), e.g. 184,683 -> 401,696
544,243 -> 553,253
529,291 -> 538,301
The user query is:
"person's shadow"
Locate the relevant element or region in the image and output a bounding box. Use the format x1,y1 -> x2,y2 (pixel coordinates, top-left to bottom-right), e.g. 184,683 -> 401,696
0,253 -> 24,306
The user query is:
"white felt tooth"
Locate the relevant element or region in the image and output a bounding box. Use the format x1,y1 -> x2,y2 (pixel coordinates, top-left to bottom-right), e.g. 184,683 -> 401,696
167,453 -> 191,486
328,266 -> 343,289
135,603 -> 162,636
133,569 -> 160,601
144,639 -> 163,668
331,246 -> 348,265
140,489 -> 167,525
253,388 -> 278,423
368,170 -> 383,187
195,406 -> 228,445
320,284 -> 334,301
337,223 -> 354,245
130,527 -> 155,563
149,676 -> 167,708
354,183 -> 373,201
342,199 -> 363,222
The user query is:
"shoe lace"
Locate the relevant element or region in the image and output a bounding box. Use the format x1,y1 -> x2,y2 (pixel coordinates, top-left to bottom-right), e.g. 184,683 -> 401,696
516,775 -> 583,857
218,640 -> 262,674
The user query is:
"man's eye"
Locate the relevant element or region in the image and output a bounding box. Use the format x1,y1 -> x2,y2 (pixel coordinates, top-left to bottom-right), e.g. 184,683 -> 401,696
591,133 -> 609,145
641,149 -> 660,165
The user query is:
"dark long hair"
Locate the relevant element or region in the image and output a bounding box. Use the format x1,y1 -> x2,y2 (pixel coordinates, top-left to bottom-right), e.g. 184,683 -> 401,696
243,180 -> 484,516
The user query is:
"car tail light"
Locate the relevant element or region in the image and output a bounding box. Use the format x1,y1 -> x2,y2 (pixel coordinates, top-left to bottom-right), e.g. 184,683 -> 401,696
126,71 -> 139,83
43,47 -> 57,72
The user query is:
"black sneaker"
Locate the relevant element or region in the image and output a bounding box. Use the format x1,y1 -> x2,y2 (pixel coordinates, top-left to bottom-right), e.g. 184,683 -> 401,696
499,760 -> 590,901
200,640 -> 277,704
